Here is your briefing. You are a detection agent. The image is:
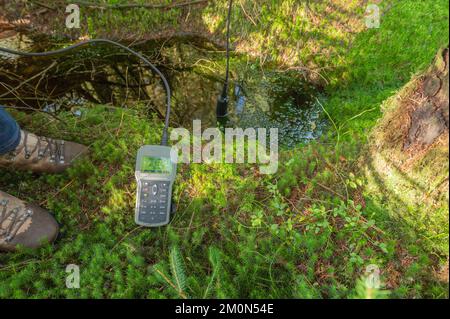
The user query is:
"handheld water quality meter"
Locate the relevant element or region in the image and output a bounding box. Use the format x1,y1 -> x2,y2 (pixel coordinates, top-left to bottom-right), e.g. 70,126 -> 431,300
0,0 -> 235,228
135,146 -> 177,227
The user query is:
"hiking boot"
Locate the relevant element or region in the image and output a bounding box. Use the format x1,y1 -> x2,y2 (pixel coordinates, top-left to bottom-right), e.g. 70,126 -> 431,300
0,190 -> 59,252
0,130 -> 88,174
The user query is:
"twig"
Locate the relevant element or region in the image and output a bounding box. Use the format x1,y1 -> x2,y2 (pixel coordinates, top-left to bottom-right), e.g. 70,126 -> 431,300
324,158 -> 349,203
67,0 -> 208,10
154,268 -> 188,299
316,98 -> 340,148
39,179 -> 75,206
2,104 -> 67,125
0,259 -> 42,271
340,106 -> 378,128
115,111 -> 125,137
111,225 -> 143,251
239,0 -> 257,26
0,61 -> 58,98
27,0 -> 56,10
279,66 -> 330,85
316,181 -> 346,200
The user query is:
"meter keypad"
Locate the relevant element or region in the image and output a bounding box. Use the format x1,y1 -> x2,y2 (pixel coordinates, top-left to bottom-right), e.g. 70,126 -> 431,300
138,180 -> 170,224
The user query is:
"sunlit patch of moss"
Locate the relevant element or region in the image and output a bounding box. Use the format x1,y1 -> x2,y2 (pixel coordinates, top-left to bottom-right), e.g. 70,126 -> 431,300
0,0 -> 448,299
0,105 -> 392,298
363,74 -> 449,257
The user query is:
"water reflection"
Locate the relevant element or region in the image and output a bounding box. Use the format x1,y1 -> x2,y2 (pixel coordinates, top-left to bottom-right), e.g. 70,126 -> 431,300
0,36 -> 326,147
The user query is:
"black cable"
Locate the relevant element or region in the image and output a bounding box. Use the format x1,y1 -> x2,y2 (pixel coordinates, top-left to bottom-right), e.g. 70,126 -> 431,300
216,0 -> 233,119
0,39 -> 171,146
224,0 -> 233,87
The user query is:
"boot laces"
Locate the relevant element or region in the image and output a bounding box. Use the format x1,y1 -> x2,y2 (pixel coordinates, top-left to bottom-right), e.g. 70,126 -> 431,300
9,131 -> 66,164
0,199 -> 33,242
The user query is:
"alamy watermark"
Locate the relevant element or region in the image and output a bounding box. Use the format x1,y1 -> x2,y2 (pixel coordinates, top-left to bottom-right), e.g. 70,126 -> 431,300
66,4 -> 81,29
364,264 -> 381,289
65,264 -> 80,289
64,3 -> 380,30
365,4 -> 381,29
170,120 -> 279,175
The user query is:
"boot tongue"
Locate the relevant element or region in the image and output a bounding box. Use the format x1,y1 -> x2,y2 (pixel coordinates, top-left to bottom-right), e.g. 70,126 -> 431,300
24,131 -> 44,158
23,132 -> 39,158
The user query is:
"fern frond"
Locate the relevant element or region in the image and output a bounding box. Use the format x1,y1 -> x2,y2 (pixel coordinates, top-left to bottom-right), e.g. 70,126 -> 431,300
203,246 -> 222,298
169,246 -> 187,299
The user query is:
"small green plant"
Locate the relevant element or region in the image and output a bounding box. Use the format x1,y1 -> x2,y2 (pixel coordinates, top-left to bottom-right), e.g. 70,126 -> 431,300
0,0 -> 448,299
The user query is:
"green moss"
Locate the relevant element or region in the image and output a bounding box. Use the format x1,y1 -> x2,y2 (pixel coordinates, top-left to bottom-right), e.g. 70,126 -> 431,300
0,103 -> 445,298
321,0 -> 449,137
0,0 -> 448,299
363,75 -> 449,256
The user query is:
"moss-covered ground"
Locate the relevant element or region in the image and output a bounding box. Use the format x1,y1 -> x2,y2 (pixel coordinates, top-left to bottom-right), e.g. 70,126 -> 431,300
0,0 -> 448,298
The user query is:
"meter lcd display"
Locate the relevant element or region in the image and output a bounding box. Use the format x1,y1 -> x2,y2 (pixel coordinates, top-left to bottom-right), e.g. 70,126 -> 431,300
141,157 -> 172,174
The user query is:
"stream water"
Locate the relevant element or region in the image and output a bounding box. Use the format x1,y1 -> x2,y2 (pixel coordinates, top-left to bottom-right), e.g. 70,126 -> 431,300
0,35 -> 327,148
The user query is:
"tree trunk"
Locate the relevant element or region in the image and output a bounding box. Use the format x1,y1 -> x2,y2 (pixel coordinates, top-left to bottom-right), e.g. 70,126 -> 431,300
363,46 -> 449,258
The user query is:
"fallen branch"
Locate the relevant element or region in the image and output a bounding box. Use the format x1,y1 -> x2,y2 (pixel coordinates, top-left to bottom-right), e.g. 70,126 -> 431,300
27,0 -> 56,10
0,61 -> 58,98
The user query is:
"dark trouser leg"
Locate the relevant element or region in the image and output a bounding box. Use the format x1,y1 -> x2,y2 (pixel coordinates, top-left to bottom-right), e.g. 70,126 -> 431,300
0,106 -> 21,155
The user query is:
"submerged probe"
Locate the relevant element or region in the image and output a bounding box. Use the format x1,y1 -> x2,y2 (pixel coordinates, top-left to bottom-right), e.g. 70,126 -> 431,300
0,39 -> 172,146
216,0 -> 234,119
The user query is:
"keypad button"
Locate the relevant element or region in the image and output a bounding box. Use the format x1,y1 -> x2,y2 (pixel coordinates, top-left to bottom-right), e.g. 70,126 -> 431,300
152,184 -> 158,196
138,180 -> 170,224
